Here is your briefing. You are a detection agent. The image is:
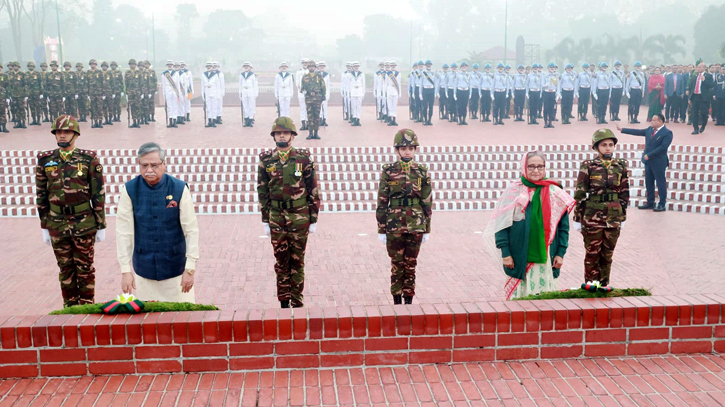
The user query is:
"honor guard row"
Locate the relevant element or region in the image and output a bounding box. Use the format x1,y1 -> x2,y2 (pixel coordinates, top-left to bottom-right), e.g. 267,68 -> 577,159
160,60 -> 194,128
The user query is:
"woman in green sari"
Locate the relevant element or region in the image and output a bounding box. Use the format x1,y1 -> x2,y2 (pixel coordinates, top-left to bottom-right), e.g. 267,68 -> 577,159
647,67 -> 665,122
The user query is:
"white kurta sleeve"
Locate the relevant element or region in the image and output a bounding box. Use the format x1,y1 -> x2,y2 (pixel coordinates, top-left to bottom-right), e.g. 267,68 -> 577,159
179,185 -> 200,270
116,186 -> 135,274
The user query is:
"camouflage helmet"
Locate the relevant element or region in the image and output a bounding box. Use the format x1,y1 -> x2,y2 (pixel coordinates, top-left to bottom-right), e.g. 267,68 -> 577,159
63,61 -> 71,67
393,128 -> 420,148
40,62 -> 48,68
51,115 -> 81,136
50,60 -> 59,67
269,116 -> 298,137
591,128 -> 618,150
101,61 -> 108,67
27,61 -> 35,67
307,60 -> 316,67
128,59 -> 137,65
89,59 -> 97,65
75,62 -> 83,68
110,61 -> 118,67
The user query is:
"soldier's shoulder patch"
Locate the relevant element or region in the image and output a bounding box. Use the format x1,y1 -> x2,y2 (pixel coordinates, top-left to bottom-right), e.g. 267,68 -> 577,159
95,164 -> 103,173
37,150 -> 54,159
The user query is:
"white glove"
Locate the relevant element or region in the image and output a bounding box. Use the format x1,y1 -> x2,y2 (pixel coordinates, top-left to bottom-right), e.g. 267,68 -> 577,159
262,223 -> 270,237
24,97 -> 28,102
526,93 -> 529,99
378,234 -> 387,245
87,96 -> 90,100
121,92 -> 125,97
454,96 -> 457,101
148,94 -> 152,98
96,229 -> 106,243
41,229 -> 51,246
62,97 -> 65,102
112,94 -> 115,99
573,222 -> 582,232
592,94 -> 598,100
140,94 -> 144,99
309,223 -> 317,234
39,94 -> 43,99
626,93 -> 630,99
5,99 -> 9,104
102,96 -> 106,100
422,234 -> 429,244
620,221 -> 626,229
74,95 -> 78,99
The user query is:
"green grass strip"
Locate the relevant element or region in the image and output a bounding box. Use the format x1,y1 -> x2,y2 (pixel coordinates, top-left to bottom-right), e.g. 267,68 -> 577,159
50,302 -> 218,315
513,288 -> 652,301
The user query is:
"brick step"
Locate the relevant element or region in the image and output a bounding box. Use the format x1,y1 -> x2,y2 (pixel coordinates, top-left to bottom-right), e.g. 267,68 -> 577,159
3,143 -> 720,158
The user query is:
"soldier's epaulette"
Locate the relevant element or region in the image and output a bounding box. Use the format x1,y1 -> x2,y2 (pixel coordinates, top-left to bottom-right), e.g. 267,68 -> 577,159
37,150 -> 54,159
76,149 -> 97,159
259,150 -> 274,160
417,163 -> 428,171
295,148 -> 311,158
382,163 -> 392,171
618,158 -> 627,165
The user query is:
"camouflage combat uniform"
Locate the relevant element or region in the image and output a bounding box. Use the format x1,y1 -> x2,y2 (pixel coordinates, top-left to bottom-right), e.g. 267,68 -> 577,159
125,59 -> 143,126
0,64 -> 8,131
35,115 -> 106,307
144,61 -> 157,122
376,129 -> 433,303
45,62 -> 65,120
300,61 -> 326,137
8,62 -> 27,127
109,62 -> 124,121
86,60 -> 104,124
39,62 -> 51,121
573,129 -> 630,286
257,117 -> 321,308
63,62 -> 77,117
75,63 -> 88,121
25,62 -> 44,125
139,64 -> 150,124
100,62 -> 114,124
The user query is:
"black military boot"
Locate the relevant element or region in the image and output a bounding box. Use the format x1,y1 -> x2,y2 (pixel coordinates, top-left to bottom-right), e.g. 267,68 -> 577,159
315,129 -> 320,139
280,300 -> 290,309
1,123 -> 8,132
216,117 -> 222,125
176,116 -> 183,125
404,296 -> 413,305
149,114 -> 155,122
167,118 -> 175,128
20,120 -> 27,128
393,295 -> 402,305
300,120 -> 307,130
186,113 -> 190,122
307,130 -> 313,140
97,120 -> 103,129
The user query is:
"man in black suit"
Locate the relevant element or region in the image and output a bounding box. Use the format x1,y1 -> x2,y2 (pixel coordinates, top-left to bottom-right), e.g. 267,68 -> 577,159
687,62 -> 715,134
616,113 -> 673,212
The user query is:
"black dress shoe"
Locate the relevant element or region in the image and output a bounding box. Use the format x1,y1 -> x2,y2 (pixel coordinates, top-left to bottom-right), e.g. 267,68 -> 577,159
280,300 -> 290,309
700,126 -> 705,134
393,295 -> 402,305
638,203 -> 654,210
691,129 -> 700,135
653,205 -> 667,212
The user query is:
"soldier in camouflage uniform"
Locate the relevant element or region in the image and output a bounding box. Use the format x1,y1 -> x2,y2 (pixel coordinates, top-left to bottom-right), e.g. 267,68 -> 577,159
257,117 -> 321,308
75,62 -> 88,122
0,63 -> 8,132
39,62 -> 51,122
62,62 -> 77,117
138,61 -> 150,125
572,129 -> 630,289
26,62 -> 44,125
376,129 -> 433,305
144,60 -> 157,122
125,59 -> 143,128
9,61 -> 28,128
300,60 -> 326,140
45,61 -> 65,121
109,61 -> 123,122
86,59 -> 104,128
36,115 -> 107,307
99,62 -> 113,125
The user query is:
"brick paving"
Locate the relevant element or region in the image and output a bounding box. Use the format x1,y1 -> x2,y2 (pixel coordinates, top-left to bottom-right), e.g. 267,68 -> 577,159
0,106 -> 723,151
2,208 -> 724,316
1,355 -> 725,406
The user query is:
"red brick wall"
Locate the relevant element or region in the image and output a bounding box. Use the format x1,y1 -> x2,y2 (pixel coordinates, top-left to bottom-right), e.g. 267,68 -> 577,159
1,295 -> 724,378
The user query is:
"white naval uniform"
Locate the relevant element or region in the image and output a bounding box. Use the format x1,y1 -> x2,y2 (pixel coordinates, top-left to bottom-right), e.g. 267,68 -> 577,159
385,70 -> 402,118
162,69 -> 183,119
217,69 -> 226,119
341,70 -> 351,116
375,70 -> 387,116
201,71 -> 222,119
238,71 -> 259,119
296,69 -> 307,121
349,70 -> 365,119
320,72 -> 331,120
274,71 -> 294,117
181,69 -> 193,115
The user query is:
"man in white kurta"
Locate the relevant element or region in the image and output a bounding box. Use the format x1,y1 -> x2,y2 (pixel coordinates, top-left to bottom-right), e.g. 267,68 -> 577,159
117,142 -> 199,302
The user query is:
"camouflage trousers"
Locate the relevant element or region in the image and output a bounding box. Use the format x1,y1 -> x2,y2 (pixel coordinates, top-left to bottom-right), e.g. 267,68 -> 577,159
582,226 -> 621,286
48,96 -> 64,120
88,95 -> 103,120
305,95 -> 323,131
11,98 -> 25,122
64,97 -> 76,117
114,95 -> 122,117
77,94 -> 88,117
28,94 -> 43,119
50,231 -> 97,307
0,101 -> 7,124
128,91 -> 143,120
386,232 -> 424,297
269,208 -> 311,307
144,93 -> 155,118
103,96 -> 113,118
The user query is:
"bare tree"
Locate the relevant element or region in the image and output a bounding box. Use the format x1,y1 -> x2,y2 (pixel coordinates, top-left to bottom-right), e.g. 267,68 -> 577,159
24,0 -> 51,47
2,0 -> 26,61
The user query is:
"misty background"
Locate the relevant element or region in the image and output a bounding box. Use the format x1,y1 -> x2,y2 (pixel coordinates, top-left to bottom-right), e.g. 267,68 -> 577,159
0,0 -> 724,75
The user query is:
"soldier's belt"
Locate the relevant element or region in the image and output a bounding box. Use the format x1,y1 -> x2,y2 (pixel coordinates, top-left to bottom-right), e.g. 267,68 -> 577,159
390,198 -> 421,207
587,193 -> 619,203
50,201 -> 92,215
270,197 -> 308,210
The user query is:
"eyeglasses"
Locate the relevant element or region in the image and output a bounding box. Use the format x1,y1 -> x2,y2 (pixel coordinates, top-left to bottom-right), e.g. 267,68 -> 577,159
527,165 -> 546,172
140,162 -> 164,170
